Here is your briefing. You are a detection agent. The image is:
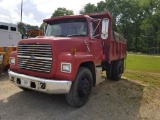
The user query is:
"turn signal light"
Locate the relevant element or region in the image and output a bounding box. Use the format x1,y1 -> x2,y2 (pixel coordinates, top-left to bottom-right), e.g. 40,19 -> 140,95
70,48 -> 76,55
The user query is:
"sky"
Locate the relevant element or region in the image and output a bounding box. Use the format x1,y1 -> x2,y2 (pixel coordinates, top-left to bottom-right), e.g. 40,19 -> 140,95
0,0 -> 104,27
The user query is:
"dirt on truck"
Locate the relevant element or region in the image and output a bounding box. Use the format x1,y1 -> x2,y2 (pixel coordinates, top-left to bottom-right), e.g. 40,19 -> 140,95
8,11 -> 127,107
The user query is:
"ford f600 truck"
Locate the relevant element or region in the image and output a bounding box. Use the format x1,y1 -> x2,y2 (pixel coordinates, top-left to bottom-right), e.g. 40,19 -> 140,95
9,11 -> 127,107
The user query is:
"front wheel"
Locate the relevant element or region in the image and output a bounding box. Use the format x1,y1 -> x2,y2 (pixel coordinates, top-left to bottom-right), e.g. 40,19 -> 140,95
65,67 -> 93,108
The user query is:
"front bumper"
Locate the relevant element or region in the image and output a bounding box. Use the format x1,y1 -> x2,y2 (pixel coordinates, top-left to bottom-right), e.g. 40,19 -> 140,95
8,71 -> 72,94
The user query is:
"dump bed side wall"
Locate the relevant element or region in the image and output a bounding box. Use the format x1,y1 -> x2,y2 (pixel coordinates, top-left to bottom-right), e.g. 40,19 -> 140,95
109,40 -> 127,62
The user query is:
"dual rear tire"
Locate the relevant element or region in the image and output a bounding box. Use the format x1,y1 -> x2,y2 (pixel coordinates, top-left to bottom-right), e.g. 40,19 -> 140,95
106,59 -> 124,81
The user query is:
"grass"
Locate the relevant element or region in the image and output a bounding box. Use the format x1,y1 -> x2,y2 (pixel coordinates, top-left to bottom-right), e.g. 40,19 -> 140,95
123,70 -> 160,88
125,54 -> 160,73
123,53 -> 160,88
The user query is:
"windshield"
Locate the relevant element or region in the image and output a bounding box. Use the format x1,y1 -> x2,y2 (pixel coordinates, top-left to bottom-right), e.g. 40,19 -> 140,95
45,18 -> 88,37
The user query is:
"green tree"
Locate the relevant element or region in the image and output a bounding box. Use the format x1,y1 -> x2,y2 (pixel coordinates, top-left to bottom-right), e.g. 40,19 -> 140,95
51,7 -> 73,17
17,22 -> 39,35
139,0 -> 160,53
96,1 -> 107,12
17,22 -> 25,34
80,3 -> 97,14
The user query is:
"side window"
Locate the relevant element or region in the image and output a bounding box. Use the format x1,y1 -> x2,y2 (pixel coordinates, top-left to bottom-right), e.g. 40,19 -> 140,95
11,27 -> 16,31
0,25 -> 8,30
90,21 -> 100,39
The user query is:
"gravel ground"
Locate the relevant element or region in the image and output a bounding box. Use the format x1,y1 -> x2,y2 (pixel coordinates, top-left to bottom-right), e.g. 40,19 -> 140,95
0,72 -> 160,120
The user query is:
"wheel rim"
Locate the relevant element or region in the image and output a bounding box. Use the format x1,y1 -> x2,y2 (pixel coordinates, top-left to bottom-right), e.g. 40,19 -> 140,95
78,76 -> 91,99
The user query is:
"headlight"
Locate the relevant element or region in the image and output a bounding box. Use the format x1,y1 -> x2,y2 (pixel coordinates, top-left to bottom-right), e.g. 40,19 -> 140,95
61,63 -> 71,73
10,57 -> 15,65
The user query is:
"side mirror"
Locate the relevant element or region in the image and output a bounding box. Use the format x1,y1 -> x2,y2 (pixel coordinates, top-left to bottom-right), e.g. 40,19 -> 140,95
101,18 -> 109,40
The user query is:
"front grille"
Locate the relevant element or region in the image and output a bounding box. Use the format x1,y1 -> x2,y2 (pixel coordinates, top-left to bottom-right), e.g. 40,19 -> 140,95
18,43 -> 52,73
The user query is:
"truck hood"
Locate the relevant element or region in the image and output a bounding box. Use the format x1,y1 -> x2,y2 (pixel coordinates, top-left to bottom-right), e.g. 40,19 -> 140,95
19,36 -> 88,53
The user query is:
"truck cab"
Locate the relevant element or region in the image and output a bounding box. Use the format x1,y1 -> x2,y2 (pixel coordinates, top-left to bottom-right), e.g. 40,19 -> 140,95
9,11 -> 127,107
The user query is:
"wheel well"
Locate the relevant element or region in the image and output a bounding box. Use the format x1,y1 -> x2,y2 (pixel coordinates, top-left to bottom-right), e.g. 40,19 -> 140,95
80,61 -> 96,86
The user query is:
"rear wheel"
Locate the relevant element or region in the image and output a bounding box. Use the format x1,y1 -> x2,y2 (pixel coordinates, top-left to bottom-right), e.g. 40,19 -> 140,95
106,62 -> 113,79
113,60 -> 124,81
65,67 -> 93,107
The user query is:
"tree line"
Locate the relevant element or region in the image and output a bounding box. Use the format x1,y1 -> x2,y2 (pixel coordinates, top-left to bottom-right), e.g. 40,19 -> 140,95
19,0 -> 160,53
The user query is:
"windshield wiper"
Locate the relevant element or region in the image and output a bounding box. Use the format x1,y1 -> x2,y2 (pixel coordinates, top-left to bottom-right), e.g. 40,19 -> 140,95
67,34 -> 86,37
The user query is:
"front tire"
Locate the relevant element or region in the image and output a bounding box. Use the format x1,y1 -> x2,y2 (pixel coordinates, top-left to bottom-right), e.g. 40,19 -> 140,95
65,67 -> 93,108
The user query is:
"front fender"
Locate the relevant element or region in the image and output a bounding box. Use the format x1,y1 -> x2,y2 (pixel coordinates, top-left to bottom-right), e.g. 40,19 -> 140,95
55,52 -> 94,81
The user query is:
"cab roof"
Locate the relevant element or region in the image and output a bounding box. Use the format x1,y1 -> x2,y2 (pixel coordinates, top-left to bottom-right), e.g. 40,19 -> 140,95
43,11 -> 112,23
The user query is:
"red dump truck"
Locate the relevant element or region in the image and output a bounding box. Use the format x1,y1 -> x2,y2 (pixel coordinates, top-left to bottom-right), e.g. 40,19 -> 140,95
9,11 -> 127,107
